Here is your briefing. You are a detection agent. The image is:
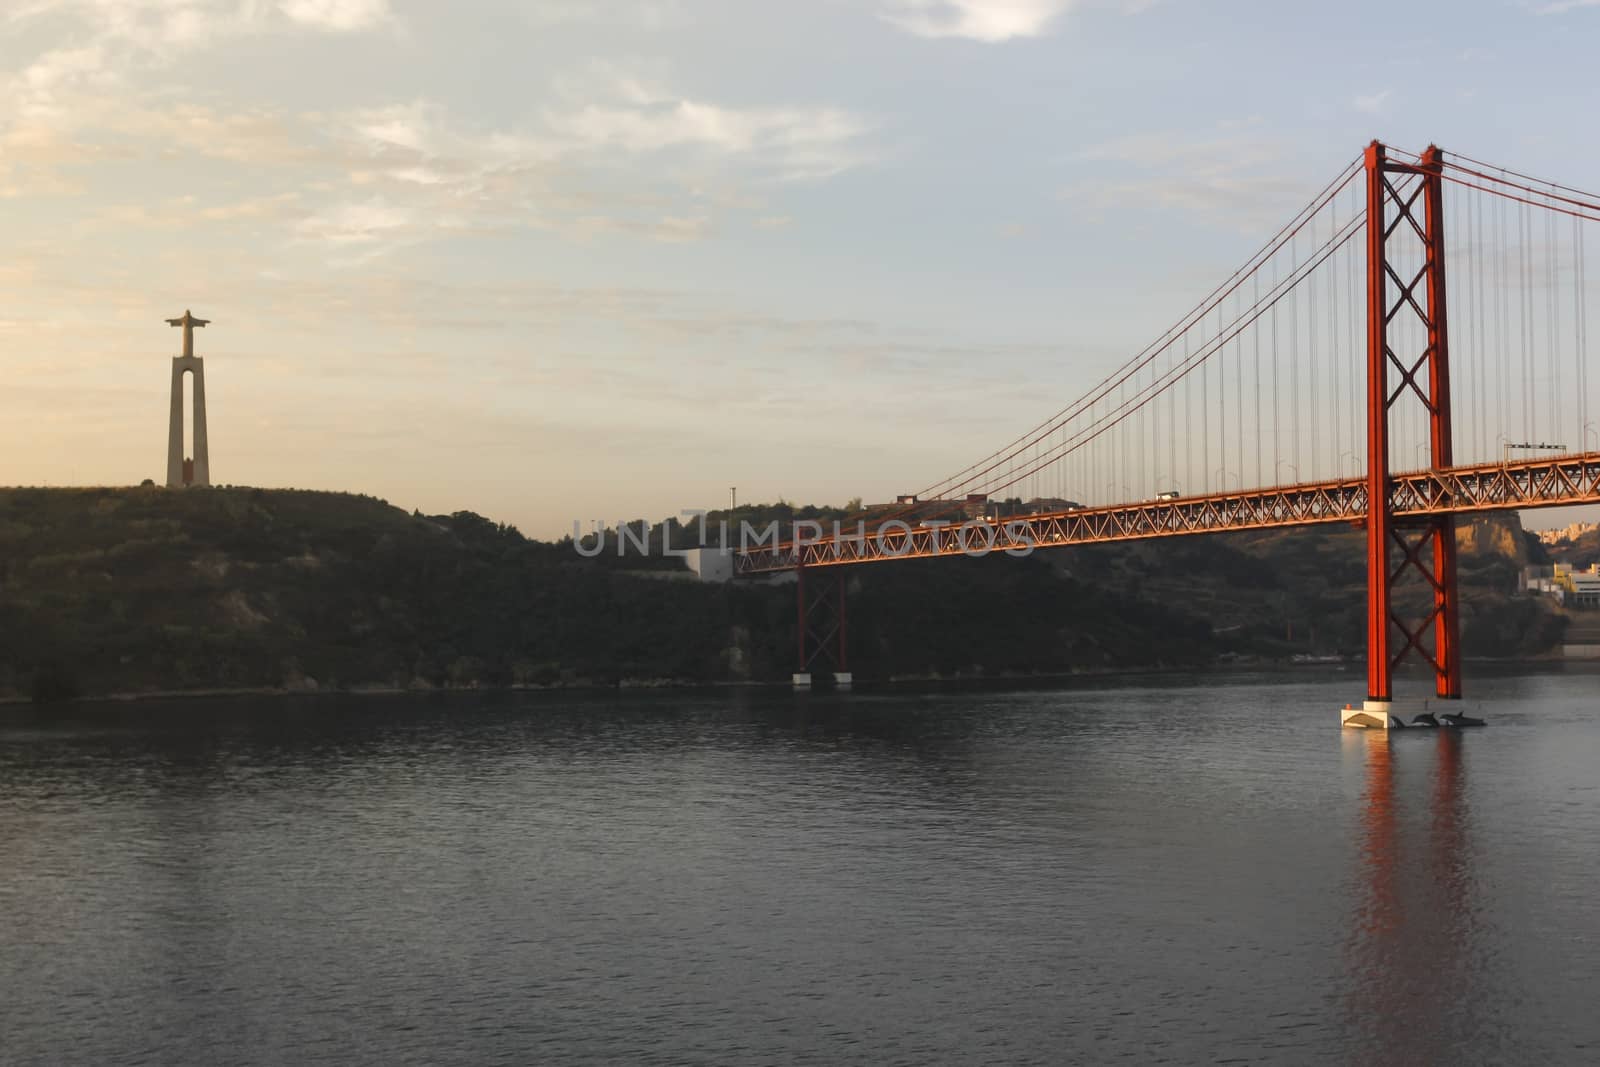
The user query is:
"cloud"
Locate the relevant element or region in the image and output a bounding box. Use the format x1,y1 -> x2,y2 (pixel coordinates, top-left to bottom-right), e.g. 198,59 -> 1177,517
1353,89 -> 1392,114
1064,125 -> 1314,230
0,15 -> 872,260
1076,126 -> 1282,170
17,45 -> 110,95
545,78 -> 874,181
5,0 -> 393,35
881,0 -> 1074,41
520,0 -> 684,28
572,214 -> 712,243
1536,0 -> 1600,12
2,0 -> 395,119
1064,172 -> 1309,227
345,101 -> 555,173
295,198 -> 413,245
278,0 -> 391,31
81,191 -> 305,229
198,192 -> 304,220
353,105 -> 433,154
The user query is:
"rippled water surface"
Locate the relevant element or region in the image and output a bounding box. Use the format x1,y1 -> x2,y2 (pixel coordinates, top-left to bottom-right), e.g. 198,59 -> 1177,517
3,670 -> 1599,1065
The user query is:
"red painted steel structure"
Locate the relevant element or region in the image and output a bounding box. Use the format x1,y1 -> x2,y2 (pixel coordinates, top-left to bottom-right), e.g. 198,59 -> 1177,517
743,140 -> 1599,691
736,452 -> 1600,575
1364,142 -> 1462,703
796,565 -> 848,678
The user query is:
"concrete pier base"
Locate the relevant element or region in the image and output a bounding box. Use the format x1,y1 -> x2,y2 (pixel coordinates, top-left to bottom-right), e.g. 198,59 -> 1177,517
1342,698 -> 1486,729
1342,700 -> 1397,729
834,672 -> 853,690
792,673 -> 812,690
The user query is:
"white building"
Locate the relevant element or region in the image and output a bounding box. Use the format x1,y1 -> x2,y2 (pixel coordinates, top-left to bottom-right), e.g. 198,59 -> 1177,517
683,547 -> 735,583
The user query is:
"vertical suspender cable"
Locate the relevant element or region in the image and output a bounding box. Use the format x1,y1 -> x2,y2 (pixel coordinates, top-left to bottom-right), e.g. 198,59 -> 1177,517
1255,273 -> 1263,488
1476,187 -> 1486,461
1310,212 -> 1321,477
1148,346 -> 1158,493
1214,303 -> 1221,492
1575,213 -> 1584,453
1184,339 -> 1192,493
1273,257 -> 1281,479
1523,199 -> 1533,440
1170,335 -> 1179,491
1237,281 -> 1245,485
1574,214 -> 1587,447
1348,194 -> 1359,471
1204,311 -> 1211,493
1331,203 -> 1340,478
1290,231 -> 1301,478
1551,205 -> 1561,451
1496,192 -> 1505,447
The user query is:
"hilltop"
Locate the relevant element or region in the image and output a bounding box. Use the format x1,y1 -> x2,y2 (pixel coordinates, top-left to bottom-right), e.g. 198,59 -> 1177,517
0,487 -> 1566,702
1549,525 -> 1600,569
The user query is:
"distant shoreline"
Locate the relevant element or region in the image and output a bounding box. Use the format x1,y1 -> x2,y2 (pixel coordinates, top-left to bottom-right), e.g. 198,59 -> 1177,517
5,654 -> 1586,709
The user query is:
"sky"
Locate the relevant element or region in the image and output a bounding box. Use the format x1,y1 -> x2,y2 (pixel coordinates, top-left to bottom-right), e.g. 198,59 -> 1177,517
4,0 -> 1600,538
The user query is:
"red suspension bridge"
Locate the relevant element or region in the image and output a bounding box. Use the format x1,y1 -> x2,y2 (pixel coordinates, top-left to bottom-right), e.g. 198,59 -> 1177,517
734,142 -> 1600,721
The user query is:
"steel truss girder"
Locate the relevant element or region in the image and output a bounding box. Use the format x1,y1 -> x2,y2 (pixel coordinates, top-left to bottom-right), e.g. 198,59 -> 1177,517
732,452 -> 1600,576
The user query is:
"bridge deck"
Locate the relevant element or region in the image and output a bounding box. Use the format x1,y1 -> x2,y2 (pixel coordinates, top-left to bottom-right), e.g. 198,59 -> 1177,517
732,452 -> 1600,575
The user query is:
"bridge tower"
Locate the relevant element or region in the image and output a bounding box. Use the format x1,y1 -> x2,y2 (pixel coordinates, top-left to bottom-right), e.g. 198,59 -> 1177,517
793,564 -> 851,690
1354,142 -> 1462,726
165,310 -> 212,489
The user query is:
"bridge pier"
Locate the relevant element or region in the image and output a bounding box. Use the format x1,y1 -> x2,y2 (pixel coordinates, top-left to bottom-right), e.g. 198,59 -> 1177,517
1351,142 -> 1467,725
794,564 -> 849,690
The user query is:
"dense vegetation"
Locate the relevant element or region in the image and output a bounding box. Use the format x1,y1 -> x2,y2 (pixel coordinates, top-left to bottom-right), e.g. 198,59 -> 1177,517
0,487 -> 1565,702
1555,526 -> 1600,569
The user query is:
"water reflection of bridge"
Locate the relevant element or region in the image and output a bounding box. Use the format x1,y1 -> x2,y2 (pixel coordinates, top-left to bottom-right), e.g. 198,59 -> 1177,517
1346,730 -> 1480,1065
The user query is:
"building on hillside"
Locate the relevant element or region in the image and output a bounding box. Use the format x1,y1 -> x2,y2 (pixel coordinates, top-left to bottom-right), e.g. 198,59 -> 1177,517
1520,564 -> 1554,593
874,494 -> 1011,523
1568,566 -> 1600,608
1027,497 -> 1084,513
1525,563 -> 1600,607
1536,521 -> 1599,546
684,546 -> 735,583
681,546 -> 798,585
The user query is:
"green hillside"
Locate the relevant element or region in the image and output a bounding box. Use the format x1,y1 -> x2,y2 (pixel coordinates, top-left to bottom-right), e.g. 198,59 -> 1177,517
0,487 -> 1567,702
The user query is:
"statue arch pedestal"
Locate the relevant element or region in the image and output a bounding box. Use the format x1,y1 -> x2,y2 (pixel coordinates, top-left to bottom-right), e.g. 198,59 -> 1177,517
166,356 -> 209,488
164,310 -> 212,489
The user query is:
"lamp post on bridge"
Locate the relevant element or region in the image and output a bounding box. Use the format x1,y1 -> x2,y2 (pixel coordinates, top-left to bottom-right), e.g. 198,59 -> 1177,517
1585,422 -> 1597,452
1339,451 -> 1360,478
1216,468 -> 1239,492
1276,460 -> 1299,485
1502,440 -> 1567,464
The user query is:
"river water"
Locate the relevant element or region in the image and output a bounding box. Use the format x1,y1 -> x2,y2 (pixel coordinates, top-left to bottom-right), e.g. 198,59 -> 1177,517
2,670 -> 1597,1065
